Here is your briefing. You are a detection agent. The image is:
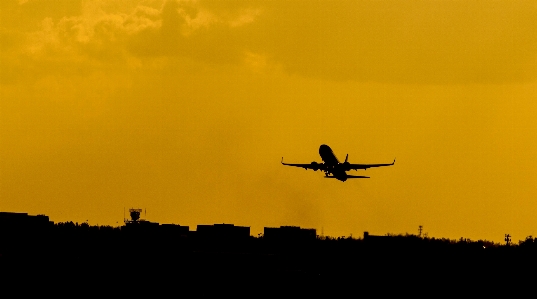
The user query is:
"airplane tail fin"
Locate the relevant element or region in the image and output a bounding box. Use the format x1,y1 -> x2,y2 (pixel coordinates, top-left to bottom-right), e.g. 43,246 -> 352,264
345,154 -> 348,163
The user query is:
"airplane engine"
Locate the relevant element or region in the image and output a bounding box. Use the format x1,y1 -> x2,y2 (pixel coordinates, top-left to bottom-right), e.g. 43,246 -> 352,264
310,161 -> 319,171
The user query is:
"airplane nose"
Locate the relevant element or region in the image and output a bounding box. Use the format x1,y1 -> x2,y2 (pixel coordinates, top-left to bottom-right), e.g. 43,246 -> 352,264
319,144 -> 331,155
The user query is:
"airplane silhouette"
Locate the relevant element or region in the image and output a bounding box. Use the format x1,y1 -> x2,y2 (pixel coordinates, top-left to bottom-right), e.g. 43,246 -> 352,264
281,144 -> 395,182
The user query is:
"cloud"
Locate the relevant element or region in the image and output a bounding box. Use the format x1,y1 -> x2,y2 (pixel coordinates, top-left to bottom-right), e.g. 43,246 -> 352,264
1,0 -> 536,85
1,0 -> 260,78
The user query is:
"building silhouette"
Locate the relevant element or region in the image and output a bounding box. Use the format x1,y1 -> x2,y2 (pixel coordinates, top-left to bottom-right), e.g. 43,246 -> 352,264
160,223 -> 189,237
0,212 -> 53,228
0,212 -> 53,238
196,223 -> 250,240
264,226 -> 316,242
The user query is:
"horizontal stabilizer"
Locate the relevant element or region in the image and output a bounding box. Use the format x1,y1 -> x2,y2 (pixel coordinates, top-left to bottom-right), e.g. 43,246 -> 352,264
324,175 -> 370,179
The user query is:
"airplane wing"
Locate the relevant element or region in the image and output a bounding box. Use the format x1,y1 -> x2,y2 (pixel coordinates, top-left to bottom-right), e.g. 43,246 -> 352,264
345,159 -> 395,171
281,158 -> 326,171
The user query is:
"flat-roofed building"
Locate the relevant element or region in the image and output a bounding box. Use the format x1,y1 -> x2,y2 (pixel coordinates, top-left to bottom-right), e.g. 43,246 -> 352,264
122,219 -> 160,230
264,226 -> 317,243
0,212 -> 53,233
0,212 -> 54,256
160,224 -> 189,237
196,223 -> 250,240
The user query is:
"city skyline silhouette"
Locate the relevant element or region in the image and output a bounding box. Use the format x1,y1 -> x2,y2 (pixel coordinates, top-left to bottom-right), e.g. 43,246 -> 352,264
1,210 -> 535,293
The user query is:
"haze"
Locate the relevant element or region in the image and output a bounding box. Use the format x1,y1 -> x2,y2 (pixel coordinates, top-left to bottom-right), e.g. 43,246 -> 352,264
1,0 -> 536,242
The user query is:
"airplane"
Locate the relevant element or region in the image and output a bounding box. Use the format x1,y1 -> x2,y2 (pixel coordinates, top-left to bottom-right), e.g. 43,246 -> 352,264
281,144 -> 395,182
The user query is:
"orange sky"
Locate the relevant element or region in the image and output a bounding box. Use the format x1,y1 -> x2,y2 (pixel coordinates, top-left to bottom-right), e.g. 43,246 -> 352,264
1,0 -> 536,242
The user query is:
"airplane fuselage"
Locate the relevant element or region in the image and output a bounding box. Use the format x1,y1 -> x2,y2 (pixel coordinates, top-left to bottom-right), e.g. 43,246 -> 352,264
319,144 -> 349,181
319,144 -> 339,164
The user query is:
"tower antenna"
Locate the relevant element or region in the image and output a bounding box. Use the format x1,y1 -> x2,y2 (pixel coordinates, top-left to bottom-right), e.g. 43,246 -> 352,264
504,234 -> 511,246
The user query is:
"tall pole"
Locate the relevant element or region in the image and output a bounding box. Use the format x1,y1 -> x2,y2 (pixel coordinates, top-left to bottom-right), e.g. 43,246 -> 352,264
505,234 -> 511,246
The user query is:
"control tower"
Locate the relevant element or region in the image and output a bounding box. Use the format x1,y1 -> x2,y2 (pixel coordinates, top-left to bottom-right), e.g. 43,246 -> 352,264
124,208 -> 144,224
